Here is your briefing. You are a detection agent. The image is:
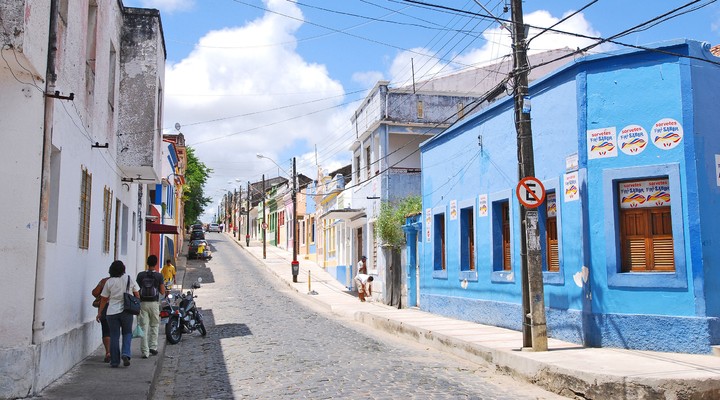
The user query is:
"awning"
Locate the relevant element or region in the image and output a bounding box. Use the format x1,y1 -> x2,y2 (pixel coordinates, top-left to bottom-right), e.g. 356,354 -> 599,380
319,208 -> 366,221
146,222 -> 179,234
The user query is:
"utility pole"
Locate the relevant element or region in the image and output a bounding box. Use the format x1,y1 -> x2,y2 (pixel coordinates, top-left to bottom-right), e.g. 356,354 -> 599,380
262,174 -> 266,259
291,157 -> 299,283
246,180 -> 251,246
511,0 -> 548,351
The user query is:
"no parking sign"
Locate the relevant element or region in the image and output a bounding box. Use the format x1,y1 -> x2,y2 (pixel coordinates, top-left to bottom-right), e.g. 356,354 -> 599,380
516,177 -> 546,209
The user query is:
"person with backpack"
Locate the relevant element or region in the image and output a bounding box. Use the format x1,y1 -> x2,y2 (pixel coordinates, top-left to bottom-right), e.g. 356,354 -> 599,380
136,255 -> 165,359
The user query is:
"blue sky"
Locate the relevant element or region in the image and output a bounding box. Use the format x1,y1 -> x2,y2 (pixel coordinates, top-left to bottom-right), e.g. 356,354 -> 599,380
125,0 -> 720,221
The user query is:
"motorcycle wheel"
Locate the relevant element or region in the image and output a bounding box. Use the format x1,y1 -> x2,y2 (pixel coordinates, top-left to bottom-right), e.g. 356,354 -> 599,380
198,321 -> 207,337
166,317 -> 182,344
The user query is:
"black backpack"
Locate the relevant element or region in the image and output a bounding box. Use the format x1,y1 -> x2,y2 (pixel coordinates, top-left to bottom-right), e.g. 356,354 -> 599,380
139,272 -> 159,300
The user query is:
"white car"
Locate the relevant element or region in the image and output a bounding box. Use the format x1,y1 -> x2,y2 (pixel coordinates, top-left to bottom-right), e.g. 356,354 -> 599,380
208,223 -> 221,232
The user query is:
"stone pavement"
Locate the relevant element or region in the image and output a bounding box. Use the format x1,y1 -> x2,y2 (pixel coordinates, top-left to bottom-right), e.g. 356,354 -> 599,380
30,233 -> 720,399
30,259 -> 188,400
231,235 -> 720,399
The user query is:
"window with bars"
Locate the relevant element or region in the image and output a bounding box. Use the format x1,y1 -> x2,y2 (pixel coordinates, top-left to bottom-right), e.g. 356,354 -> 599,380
79,167 -> 92,249
417,100 -> 424,119
85,1 -> 98,101
365,146 -> 371,178
355,155 -> 360,183
460,207 -> 475,271
103,186 -> 112,253
457,102 -> 465,120
310,217 -> 315,244
618,178 -> 674,272
434,213 -> 446,270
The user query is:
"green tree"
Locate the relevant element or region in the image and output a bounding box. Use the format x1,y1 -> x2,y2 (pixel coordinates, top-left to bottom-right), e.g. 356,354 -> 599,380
375,195 -> 422,249
183,147 -> 212,226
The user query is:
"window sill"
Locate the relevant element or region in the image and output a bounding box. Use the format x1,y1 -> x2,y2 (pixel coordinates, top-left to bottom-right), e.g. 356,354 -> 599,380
608,271 -> 687,289
432,269 -> 448,279
459,270 -> 478,282
542,270 -> 564,285
491,270 -> 515,283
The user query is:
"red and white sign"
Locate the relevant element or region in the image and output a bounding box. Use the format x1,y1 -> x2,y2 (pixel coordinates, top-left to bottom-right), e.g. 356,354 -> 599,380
516,177 -> 546,209
262,223 -> 268,230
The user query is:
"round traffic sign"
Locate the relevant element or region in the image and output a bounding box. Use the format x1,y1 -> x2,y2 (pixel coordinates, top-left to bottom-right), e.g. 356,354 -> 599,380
262,223 -> 268,230
516,177 -> 546,208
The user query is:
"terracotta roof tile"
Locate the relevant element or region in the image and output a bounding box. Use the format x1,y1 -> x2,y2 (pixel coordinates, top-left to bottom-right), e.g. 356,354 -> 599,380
711,44 -> 720,57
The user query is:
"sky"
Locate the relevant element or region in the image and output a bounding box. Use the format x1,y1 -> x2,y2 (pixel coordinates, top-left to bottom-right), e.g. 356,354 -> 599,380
124,0 -> 720,222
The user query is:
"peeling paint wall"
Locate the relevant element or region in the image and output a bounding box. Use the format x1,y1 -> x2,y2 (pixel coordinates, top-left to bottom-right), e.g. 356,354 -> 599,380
117,8 -> 165,180
0,1 -> 166,397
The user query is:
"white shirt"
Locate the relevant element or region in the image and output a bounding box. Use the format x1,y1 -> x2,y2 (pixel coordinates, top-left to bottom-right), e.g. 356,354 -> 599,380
101,274 -> 139,316
354,273 -> 371,285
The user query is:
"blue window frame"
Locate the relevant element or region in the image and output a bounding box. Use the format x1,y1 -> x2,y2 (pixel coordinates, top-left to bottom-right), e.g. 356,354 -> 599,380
602,163 -> 687,289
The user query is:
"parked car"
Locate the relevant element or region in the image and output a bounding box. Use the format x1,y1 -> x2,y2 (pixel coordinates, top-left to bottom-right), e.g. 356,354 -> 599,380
190,230 -> 205,241
208,223 -> 221,232
188,239 -> 209,260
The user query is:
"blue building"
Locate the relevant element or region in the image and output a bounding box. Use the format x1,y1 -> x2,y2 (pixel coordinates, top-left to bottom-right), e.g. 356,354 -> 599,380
415,39 -> 720,354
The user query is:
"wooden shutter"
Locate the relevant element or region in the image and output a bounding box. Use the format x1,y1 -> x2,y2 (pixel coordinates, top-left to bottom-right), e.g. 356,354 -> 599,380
650,208 -> 674,271
546,217 -> 559,272
620,207 -> 674,272
621,209 -> 648,272
468,212 -> 475,271
502,203 -> 511,271
440,215 -> 446,270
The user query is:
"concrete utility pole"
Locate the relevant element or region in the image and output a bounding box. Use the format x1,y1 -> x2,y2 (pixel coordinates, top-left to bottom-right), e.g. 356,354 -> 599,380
291,157 -> 299,283
262,174 -> 266,259
511,0 -> 548,351
246,180 -> 251,246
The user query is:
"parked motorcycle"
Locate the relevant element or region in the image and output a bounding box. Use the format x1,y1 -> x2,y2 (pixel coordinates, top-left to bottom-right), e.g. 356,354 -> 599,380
162,278 -> 207,344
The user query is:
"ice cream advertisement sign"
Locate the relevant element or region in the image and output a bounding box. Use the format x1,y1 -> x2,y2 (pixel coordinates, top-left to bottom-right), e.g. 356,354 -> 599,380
651,118 -> 683,150
564,172 -> 579,202
619,179 -> 671,209
478,194 -> 488,217
587,127 -> 618,159
547,193 -> 557,217
618,125 -> 648,155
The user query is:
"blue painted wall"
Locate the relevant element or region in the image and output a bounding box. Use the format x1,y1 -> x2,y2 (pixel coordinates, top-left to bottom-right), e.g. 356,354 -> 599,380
417,40 -> 720,353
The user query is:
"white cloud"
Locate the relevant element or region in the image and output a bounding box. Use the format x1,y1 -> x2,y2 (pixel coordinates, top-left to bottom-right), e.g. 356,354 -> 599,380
137,0 -> 194,13
352,70 -> 384,87
361,9 -> 609,90
162,0 -> 352,220
456,10 -> 611,67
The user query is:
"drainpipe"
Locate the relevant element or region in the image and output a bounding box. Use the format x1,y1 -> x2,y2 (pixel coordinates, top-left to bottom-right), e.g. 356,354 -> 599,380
33,0 -> 60,345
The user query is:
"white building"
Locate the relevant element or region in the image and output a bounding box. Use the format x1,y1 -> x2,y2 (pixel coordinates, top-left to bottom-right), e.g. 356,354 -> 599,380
0,1 -> 165,397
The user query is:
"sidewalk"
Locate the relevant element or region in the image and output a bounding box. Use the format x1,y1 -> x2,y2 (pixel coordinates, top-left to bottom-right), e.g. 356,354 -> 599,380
32,234 -> 720,399
234,235 -> 720,399
30,259 -> 188,400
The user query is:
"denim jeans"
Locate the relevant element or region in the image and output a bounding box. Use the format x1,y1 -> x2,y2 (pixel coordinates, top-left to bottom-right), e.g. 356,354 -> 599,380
106,311 -> 133,366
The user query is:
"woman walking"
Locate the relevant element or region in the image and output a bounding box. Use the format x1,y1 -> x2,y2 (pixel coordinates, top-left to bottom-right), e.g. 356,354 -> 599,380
96,260 -> 140,368
91,276 -> 111,362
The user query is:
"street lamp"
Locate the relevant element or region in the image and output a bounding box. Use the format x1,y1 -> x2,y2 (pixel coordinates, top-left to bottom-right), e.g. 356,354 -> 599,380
256,153 -> 299,282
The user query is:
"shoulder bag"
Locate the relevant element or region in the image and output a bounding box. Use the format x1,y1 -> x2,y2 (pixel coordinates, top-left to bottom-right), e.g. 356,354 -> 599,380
123,276 -> 141,315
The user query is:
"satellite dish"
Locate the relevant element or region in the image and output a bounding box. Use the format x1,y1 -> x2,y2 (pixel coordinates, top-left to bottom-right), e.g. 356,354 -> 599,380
174,123 -> 181,131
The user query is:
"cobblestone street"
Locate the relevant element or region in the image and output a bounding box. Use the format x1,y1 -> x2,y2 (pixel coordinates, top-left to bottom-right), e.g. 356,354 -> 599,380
153,234 -> 565,399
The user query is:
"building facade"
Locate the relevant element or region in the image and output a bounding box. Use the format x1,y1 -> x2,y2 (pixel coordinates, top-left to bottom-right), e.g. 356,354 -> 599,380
349,81 -> 486,304
0,1 -> 165,396
417,39 -> 720,354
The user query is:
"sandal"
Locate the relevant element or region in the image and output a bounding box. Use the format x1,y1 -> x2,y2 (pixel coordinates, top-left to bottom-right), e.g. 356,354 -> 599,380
104,353 -> 111,363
